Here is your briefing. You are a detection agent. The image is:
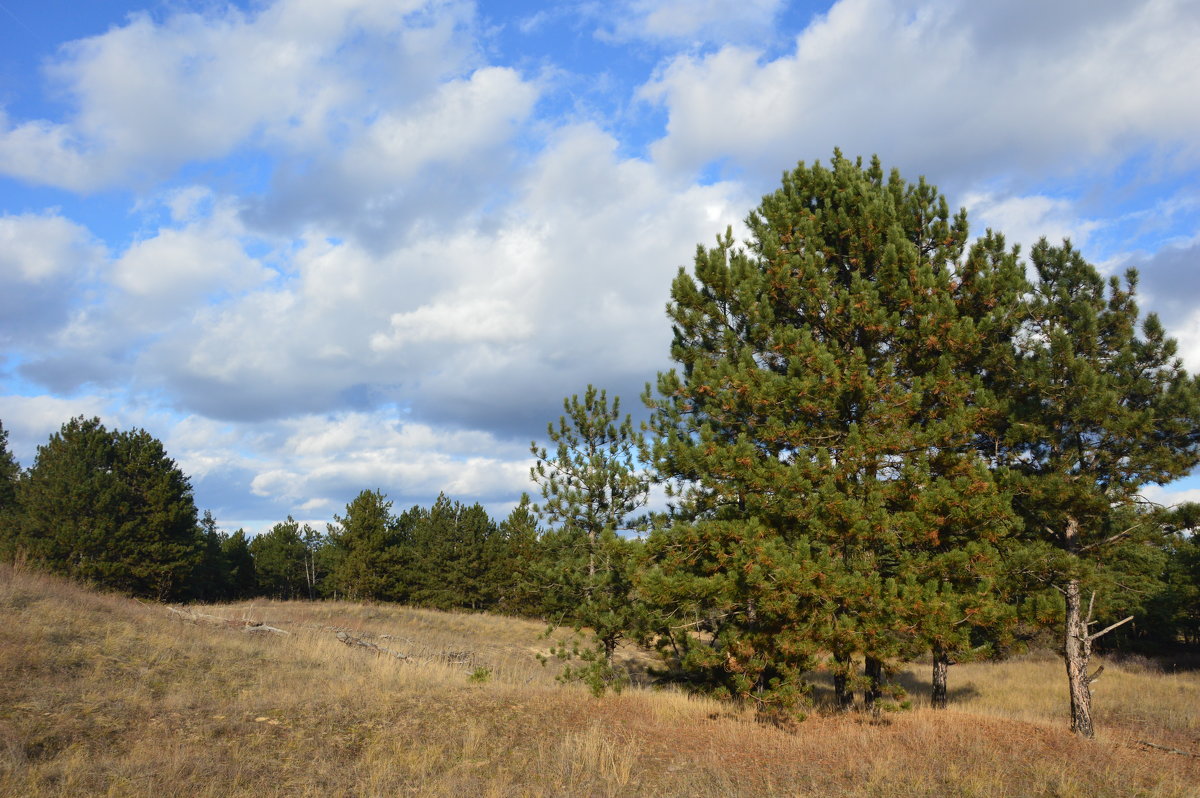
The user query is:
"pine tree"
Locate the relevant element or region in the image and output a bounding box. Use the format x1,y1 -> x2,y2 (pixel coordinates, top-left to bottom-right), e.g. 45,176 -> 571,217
250,517 -> 311,600
643,153 -> 1019,715
192,510 -> 230,601
998,240 -> 1200,737
492,494 -> 543,616
404,494 -> 498,610
327,489 -> 400,601
531,386 -> 649,693
221,529 -> 258,599
12,417 -> 201,600
0,420 -> 21,548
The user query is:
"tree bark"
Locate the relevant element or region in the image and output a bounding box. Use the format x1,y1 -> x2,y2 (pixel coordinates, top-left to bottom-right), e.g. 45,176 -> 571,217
1064,575 -> 1094,737
931,644 -> 949,710
1063,516 -> 1095,738
864,656 -> 884,710
833,653 -> 854,711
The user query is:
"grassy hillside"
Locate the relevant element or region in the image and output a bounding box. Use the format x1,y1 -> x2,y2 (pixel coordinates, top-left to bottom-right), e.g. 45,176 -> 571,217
1,562 -> 1197,797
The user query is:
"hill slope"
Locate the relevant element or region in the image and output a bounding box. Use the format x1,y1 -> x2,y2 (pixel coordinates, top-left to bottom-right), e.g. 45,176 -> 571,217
1,563 -> 1197,797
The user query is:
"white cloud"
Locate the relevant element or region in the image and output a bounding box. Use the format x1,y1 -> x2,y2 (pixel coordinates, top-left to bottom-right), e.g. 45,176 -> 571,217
0,211 -> 105,346
0,394 -> 110,463
104,124 -> 749,433
638,0 -> 1200,185
113,196 -> 273,305
1140,482 -> 1200,510
0,0 -> 477,191
962,192 -> 1103,255
0,211 -> 102,282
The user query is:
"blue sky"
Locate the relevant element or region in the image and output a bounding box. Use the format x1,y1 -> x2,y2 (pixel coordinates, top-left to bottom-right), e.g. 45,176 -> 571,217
2,0 -> 1200,531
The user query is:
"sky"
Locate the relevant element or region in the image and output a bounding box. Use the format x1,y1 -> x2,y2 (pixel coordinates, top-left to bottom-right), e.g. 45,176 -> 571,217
2,0 -> 1200,532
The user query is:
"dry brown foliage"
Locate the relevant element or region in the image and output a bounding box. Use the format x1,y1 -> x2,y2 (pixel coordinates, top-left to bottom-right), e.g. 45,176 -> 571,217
2,562 -> 1197,797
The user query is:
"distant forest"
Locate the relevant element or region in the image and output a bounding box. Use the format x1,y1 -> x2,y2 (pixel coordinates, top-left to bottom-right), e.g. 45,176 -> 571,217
3,153 -> 1200,739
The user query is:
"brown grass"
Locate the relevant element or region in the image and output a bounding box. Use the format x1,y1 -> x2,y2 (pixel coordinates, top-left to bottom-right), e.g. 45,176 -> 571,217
1,562 -> 1197,797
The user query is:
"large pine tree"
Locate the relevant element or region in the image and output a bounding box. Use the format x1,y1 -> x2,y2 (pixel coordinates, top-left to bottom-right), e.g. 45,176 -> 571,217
642,153 -> 1021,714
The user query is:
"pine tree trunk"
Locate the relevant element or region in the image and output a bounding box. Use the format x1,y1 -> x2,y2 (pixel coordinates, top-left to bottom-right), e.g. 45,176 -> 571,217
833,654 -> 854,711
931,644 -> 949,710
1063,516 -> 1095,738
864,656 -> 884,710
1064,576 -> 1094,737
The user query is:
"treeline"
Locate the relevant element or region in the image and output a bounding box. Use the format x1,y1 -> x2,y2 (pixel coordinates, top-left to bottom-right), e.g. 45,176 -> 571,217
0,416 -> 629,621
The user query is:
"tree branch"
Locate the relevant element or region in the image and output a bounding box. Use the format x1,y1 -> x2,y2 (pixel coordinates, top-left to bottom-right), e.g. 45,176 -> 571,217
1078,522 -> 1143,553
1087,615 -> 1134,643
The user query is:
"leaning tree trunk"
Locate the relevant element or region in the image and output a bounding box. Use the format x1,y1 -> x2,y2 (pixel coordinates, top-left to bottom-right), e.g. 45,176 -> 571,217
931,643 -> 950,710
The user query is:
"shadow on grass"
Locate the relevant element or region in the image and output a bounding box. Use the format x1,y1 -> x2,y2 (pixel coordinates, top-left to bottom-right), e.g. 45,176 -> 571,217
805,665 -> 980,712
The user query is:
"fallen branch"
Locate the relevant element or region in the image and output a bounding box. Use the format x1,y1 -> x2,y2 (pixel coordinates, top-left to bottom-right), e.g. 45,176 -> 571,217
1136,740 -> 1200,759
168,606 -> 288,634
335,630 -> 410,660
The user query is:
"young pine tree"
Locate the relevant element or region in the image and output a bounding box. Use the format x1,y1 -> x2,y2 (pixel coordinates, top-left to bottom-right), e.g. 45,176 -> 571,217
531,386 -> 649,694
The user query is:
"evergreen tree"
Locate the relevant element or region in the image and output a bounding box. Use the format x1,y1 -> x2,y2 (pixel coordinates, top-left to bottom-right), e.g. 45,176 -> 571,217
12,417 -> 201,600
407,495 -> 504,610
221,529 -> 258,599
531,386 -> 649,694
192,509 -> 230,601
250,517 -> 311,600
642,153 -> 1019,715
0,420 -> 18,510
997,240 -> 1200,737
492,494 -> 543,616
327,489 -> 400,601
0,420 -> 21,548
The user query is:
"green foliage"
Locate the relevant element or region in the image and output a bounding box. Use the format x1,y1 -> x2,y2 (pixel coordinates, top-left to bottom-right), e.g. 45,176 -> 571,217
404,493 -> 503,610
250,517 -> 316,600
531,386 -> 649,693
0,420 -> 18,512
9,417 -> 201,600
0,420 -> 21,550
327,489 -> 403,601
492,494 -> 544,616
220,528 -> 258,599
643,153 -> 1021,713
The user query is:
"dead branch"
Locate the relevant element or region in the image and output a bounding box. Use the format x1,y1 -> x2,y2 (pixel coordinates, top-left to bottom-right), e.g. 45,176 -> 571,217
168,606 -> 288,634
1136,740 -> 1200,758
335,630 -> 410,660
1087,615 -> 1134,643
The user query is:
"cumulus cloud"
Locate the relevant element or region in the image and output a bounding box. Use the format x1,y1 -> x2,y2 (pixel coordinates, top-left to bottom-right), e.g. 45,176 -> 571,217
638,0 -> 1200,187
98,124 -> 748,437
243,64 -> 540,247
962,192 -> 1103,255
0,393 -> 111,463
0,0 -> 477,191
0,211 -> 105,346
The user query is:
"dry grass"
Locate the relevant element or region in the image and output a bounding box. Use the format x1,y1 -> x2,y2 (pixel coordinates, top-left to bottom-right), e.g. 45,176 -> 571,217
1,562 -> 1197,797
